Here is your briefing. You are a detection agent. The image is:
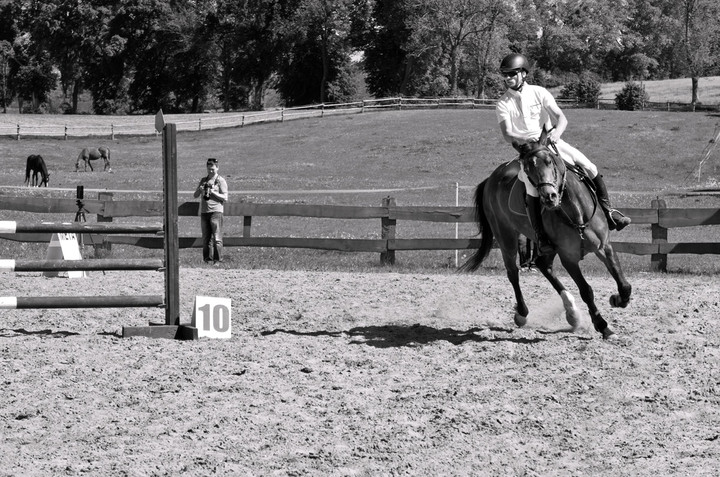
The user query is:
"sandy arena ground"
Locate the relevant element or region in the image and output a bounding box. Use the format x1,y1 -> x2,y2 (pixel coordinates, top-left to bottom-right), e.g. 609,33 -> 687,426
1,268 -> 719,476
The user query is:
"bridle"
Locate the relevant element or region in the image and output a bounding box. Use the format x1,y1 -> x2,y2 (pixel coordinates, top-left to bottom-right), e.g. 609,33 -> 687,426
521,142 -> 567,200
521,141 -> 599,245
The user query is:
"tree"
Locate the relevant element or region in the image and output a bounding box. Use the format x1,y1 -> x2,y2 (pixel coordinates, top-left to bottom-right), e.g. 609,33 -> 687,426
407,0 -> 499,96
362,0 -> 415,97
276,0 -> 357,105
216,0 -> 290,111
0,40 -> 13,112
21,0 -> 111,113
674,0 -> 720,104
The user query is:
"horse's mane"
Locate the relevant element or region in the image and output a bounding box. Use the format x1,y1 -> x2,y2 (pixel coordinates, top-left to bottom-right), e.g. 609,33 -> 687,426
517,140 -> 549,159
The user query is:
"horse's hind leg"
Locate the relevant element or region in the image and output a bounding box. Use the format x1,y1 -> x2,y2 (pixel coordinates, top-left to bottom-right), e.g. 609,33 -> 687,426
594,243 -> 632,308
498,245 -> 529,327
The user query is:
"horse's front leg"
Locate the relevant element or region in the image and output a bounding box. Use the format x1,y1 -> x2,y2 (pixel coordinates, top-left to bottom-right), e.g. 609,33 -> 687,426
500,249 -> 529,327
594,243 -> 632,308
534,253 -> 582,331
560,257 -> 614,339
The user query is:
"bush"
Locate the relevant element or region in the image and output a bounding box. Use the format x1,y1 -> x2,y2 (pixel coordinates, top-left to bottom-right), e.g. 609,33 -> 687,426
615,81 -> 649,111
560,73 -> 601,103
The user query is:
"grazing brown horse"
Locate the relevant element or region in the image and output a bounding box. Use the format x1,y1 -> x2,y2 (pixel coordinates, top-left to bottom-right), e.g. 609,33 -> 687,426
25,154 -> 50,187
76,146 -> 112,172
461,128 -> 631,339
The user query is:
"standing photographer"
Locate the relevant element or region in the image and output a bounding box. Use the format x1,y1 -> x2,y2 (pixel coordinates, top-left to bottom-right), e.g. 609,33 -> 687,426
193,158 -> 228,264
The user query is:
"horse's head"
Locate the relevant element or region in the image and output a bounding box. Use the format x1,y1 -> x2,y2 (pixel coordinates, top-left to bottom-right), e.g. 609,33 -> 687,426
42,173 -> 50,187
513,128 -> 565,209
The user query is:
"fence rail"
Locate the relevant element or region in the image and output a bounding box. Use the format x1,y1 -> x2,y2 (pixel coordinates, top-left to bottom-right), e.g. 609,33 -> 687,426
0,195 -> 716,271
4,96 -> 716,139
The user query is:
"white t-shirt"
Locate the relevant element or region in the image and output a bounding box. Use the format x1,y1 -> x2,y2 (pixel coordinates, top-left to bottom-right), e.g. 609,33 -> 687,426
495,84 -> 555,141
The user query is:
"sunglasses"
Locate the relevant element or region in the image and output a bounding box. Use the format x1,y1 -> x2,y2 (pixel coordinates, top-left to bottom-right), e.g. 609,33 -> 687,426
501,69 -> 522,78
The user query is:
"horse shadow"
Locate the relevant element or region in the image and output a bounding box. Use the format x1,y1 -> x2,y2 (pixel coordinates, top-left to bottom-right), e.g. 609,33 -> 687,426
0,328 -> 80,338
262,323 -> 555,348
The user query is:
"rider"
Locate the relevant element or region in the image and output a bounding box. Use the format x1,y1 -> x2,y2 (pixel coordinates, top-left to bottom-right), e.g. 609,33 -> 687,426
495,52 -> 630,254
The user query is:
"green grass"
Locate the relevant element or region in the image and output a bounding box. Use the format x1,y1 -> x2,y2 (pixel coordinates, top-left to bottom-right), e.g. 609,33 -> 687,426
1,103 -> 720,274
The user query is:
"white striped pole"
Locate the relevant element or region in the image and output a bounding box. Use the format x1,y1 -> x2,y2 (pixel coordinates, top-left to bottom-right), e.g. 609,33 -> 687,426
0,221 -> 163,234
0,296 -> 164,309
0,259 -> 163,272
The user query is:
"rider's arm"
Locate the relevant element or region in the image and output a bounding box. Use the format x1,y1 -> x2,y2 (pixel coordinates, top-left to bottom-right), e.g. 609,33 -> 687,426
544,99 -> 568,143
498,119 -> 527,145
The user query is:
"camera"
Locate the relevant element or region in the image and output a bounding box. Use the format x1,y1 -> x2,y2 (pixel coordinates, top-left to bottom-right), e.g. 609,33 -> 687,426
202,181 -> 212,199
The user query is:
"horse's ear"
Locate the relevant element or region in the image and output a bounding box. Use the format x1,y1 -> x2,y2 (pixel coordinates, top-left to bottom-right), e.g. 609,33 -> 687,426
511,140 -> 523,153
539,126 -> 549,145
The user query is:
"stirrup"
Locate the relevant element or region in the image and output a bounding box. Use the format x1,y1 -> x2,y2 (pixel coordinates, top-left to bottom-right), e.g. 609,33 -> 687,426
608,209 -> 631,231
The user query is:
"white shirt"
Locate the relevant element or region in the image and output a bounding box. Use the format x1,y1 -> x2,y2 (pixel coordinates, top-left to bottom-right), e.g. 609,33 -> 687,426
495,84 -> 556,141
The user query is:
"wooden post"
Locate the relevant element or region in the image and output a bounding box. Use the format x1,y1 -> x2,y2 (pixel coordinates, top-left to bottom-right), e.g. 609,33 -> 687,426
94,191 -> 114,258
650,197 -> 667,272
163,123 -> 180,326
243,216 -> 252,237
381,196 -> 396,265
122,118 -> 197,340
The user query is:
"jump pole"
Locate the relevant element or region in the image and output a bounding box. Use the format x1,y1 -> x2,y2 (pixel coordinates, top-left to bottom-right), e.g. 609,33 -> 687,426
122,114 -> 198,340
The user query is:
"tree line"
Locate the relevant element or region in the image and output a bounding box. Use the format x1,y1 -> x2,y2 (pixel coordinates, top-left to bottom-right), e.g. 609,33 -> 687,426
0,0 -> 718,115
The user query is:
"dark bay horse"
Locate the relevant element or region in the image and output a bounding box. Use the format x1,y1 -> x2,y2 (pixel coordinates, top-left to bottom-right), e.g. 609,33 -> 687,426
76,146 -> 112,172
461,129 -> 631,339
25,154 -> 50,187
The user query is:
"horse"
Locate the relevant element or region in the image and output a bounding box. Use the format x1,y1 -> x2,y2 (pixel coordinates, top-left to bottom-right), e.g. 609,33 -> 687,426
461,128 -> 631,339
24,154 -> 50,187
76,146 -> 112,172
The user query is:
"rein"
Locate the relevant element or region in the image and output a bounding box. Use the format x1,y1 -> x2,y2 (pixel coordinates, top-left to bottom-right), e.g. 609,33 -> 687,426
523,143 -> 599,246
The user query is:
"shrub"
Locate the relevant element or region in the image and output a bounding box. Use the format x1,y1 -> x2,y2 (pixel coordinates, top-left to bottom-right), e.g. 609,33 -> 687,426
560,74 -> 601,103
615,81 -> 649,110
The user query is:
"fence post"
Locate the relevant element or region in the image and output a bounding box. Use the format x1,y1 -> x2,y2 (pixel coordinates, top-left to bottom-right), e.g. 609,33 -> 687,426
111,124 -> 115,140
16,124 -> 20,140
94,191 -> 114,258
381,196 -> 396,265
243,216 -> 252,237
650,197 -> 667,272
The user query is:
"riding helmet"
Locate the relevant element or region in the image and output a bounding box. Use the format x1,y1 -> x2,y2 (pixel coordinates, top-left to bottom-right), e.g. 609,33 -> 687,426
500,53 -> 529,73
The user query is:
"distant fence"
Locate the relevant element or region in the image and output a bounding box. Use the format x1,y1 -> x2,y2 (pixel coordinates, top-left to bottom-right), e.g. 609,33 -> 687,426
0,97 -> 494,139
0,194 -> 718,271
5,95 -> 715,139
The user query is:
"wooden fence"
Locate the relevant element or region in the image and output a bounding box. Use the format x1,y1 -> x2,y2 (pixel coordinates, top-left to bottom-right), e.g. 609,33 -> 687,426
4,96 -> 716,139
0,194 -> 719,272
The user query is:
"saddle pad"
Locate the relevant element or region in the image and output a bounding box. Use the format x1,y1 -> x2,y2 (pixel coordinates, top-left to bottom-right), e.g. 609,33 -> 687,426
503,160 -> 527,216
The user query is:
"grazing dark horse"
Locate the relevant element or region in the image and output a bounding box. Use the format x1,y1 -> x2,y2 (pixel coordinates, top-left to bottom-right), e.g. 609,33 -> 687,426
76,146 -> 112,172
24,154 -> 50,187
461,128 -> 631,339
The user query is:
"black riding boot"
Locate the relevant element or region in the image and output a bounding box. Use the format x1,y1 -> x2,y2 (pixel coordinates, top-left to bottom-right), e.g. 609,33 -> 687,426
525,195 -> 554,255
592,175 -> 631,231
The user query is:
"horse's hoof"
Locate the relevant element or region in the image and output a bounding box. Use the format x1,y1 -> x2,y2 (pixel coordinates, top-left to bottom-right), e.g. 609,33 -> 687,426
514,312 -> 528,327
602,328 -> 617,340
609,294 -> 629,308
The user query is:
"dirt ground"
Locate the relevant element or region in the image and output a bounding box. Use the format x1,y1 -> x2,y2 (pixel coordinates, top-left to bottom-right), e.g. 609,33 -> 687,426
1,267 -> 719,476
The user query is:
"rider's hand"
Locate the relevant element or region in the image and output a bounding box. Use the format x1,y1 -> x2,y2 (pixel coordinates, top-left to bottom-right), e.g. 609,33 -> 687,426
547,131 -> 560,144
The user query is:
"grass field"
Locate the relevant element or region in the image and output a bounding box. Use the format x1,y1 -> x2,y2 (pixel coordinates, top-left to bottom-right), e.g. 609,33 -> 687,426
1,85 -> 720,273
599,76 -> 720,104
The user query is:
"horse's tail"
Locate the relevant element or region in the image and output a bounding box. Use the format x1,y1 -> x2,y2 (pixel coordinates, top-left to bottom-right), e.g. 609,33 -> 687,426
459,179 -> 494,273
